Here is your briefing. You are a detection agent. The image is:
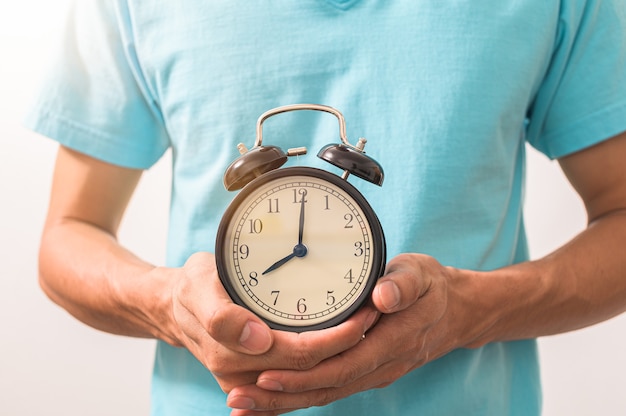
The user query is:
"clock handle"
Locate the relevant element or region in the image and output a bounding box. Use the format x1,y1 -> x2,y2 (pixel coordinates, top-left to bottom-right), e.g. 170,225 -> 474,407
255,104 -> 384,185
223,104 -> 384,191
254,104 -> 351,149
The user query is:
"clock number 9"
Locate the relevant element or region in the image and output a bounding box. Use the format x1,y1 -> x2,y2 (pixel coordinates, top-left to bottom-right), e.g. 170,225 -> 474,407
239,244 -> 250,259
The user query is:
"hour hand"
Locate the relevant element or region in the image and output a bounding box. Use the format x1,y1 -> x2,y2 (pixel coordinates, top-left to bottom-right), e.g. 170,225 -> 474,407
262,252 -> 296,275
262,244 -> 308,275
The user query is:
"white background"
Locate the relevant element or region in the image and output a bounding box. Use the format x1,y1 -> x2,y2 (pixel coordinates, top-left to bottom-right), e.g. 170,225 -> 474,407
1,1 -> 625,415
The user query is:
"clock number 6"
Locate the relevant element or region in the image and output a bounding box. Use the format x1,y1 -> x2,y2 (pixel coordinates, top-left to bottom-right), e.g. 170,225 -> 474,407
297,298 -> 307,314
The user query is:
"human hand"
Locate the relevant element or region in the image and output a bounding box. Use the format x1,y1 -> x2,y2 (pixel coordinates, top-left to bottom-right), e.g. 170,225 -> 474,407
170,252 -> 380,394
226,253 -> 484,415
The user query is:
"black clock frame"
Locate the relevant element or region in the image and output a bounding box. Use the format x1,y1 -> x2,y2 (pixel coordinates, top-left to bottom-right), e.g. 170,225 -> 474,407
215,166 -> 386,332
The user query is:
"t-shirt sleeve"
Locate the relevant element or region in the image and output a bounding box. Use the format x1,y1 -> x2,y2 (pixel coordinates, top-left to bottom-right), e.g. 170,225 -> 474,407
24,0 -> 170,169
526,0 -> 626,159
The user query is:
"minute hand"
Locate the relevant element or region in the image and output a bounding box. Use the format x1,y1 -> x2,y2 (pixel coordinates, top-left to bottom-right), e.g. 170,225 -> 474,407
263,194 -> 308,276
298,192 -> 305,245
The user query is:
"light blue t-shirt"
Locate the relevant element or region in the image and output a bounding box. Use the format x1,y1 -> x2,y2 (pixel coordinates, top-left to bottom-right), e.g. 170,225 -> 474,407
26,0 -> 626,415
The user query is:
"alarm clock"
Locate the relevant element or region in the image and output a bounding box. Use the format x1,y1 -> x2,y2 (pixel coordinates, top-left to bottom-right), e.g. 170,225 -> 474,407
215,104 -> 386,332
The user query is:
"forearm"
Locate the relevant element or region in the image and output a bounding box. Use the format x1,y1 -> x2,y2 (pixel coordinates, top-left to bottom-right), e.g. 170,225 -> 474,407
39,216 -> 182,345
467,209 -> 626,347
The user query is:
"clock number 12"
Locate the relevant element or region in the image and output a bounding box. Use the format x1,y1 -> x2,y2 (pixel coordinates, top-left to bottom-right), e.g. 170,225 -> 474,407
293,189 -> 308,203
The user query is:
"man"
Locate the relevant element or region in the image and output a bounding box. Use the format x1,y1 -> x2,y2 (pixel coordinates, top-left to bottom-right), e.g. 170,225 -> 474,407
27,1 -> 626,415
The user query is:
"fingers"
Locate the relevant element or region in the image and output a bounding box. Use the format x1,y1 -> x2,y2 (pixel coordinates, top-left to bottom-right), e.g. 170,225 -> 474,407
230,406 -> 298,416
266,306 -> 378,372
249,307 -> 384,395
176,252 -> 385,401
372,253 -> 439,313
210,306 -> 375,393
222,308 -> 381,411
222,253 -> 453,413
227,353 -> 389,414
176,252 -> 274,355
256,332 -> 377,393
177,252 -> 378,366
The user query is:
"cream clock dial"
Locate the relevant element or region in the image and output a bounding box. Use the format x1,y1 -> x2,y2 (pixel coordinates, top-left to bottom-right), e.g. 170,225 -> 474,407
216,167 -> 385,332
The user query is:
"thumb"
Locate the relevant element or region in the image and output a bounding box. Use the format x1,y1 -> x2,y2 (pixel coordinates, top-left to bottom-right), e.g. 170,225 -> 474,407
371,254 -> 433,314
179,252 -> 274,355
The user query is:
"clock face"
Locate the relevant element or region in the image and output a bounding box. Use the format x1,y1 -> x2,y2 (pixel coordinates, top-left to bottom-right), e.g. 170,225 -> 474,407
216,167 -> 385,332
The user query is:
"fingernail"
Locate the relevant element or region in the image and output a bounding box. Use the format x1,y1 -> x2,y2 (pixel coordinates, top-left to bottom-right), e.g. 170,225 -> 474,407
379,280 -> 401,311
239,321 -> 272,353
257,377 -> 284,392
365,310 -> 378,331
228,394 -> 255,410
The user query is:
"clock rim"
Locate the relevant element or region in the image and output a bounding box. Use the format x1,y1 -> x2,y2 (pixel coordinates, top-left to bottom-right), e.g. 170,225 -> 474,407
215,166 -> 386,333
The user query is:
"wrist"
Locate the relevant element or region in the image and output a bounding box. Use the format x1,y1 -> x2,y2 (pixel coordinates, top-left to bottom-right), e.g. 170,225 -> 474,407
112,263 -> 186,346
448,260 -> 554,349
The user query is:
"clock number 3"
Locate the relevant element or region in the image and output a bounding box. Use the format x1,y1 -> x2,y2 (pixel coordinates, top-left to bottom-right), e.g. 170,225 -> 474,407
354,241 -> 364,257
